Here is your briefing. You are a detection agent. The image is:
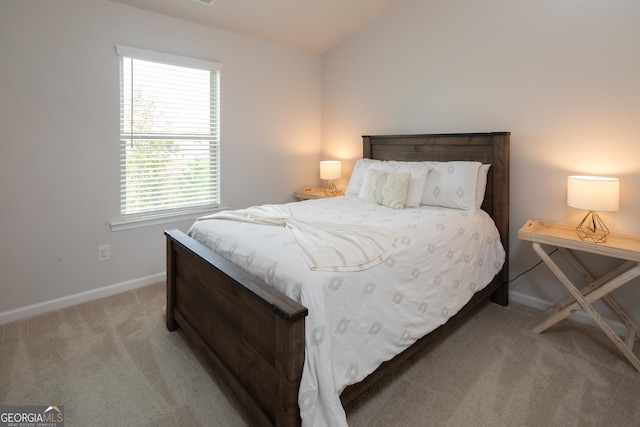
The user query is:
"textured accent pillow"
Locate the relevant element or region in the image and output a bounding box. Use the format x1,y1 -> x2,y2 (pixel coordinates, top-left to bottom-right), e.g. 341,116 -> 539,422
361,169 -> 411,209
475,164 -> 491,210
421,161 -> 481,212
382,172 -> 411,209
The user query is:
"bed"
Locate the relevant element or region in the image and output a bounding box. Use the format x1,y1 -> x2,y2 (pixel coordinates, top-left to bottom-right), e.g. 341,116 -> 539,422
165,132 -> 510,426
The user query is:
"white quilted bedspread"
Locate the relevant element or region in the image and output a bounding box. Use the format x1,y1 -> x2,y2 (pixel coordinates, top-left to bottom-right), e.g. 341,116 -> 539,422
188,196 -> 505,427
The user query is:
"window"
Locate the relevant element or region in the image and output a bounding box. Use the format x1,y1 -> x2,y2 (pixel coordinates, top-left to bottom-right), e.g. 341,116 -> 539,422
117,45 -> 221,221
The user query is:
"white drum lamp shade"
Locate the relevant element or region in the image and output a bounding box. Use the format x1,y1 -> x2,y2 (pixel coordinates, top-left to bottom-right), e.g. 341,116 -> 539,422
567,176 -> 619,243
320,161 -> 341,195
320,161 -> 341,180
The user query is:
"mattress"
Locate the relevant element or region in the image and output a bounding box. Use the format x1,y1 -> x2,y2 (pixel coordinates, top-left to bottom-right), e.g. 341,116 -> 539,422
188,195 -> 505,427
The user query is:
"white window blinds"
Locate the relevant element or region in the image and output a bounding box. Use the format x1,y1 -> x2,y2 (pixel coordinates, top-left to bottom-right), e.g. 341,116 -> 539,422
117,45 -> 221,219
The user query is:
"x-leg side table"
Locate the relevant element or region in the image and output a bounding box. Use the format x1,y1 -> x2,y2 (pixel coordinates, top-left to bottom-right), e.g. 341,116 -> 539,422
519,220 -> 640,372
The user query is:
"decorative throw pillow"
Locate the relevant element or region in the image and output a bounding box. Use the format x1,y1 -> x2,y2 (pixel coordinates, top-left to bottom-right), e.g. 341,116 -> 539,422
382,172 -> 411,209
361,168 -> 387,204
421,161 -> 481,212
361,168 -> 410,209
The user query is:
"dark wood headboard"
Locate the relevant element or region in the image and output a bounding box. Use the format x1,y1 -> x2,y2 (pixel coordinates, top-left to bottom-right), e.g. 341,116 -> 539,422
362,132 -> 510,287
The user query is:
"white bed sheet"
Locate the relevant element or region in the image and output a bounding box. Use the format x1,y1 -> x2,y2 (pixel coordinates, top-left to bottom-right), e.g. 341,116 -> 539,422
188,195 -> 505,427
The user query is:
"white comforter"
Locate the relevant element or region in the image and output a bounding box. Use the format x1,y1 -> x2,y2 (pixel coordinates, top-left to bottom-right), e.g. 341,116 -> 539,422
188,196 -> 505,427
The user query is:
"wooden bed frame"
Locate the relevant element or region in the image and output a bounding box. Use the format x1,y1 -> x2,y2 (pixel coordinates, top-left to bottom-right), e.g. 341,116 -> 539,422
165,132 -> 510,427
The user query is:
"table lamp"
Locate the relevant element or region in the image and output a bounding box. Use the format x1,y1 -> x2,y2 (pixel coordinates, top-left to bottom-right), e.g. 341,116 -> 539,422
567,175 -> 619,243
320,160 -> 341,196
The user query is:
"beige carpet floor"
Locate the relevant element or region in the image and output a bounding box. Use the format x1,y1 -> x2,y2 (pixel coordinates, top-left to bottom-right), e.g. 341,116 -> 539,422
1,282 -> 638,426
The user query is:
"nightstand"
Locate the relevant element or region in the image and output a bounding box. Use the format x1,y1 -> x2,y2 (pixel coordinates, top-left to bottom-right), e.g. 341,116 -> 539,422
518,219 -> 640,372
294,187 -> 344,201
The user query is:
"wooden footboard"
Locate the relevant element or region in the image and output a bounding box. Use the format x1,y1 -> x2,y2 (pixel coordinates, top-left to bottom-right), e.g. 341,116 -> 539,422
166,229 -> 308,427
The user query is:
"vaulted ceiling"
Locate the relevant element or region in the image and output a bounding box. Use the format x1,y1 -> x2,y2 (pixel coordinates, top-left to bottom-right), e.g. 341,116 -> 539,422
110,0 -> 402,54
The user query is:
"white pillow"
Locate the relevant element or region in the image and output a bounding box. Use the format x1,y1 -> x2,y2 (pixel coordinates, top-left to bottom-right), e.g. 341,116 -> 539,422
475,164 -> 491,210
421,161 -> 481,212
345,158 -> 384,196
361,169 -> 411,209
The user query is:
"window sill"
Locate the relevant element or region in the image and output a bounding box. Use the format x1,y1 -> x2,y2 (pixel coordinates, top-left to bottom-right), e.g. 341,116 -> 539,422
110,206 -> 229,232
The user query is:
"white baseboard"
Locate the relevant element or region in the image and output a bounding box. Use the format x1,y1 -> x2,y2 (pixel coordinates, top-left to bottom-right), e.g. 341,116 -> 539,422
1,278 -> 627,337
509,289 -> 627,337
0,272 -> 165,325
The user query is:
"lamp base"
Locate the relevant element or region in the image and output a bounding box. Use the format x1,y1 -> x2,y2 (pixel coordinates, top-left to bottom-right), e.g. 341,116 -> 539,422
575,210 -> 610,243
324,180 -> 339,197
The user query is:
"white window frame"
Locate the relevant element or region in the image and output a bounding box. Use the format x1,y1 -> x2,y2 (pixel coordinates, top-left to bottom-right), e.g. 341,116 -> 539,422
112,45 -> 222,230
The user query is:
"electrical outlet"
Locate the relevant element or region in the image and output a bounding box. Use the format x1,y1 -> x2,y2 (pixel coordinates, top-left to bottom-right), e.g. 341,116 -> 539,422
98,244 -> 110,262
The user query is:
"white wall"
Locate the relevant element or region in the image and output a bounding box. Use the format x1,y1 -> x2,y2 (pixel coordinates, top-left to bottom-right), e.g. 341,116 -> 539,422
322,0 -> 640,325
0,0 -> 321,321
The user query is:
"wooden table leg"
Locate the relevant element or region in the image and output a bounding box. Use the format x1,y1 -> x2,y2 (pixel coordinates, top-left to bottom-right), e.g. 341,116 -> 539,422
534,259 -> 638,334
531,243 -> 640,372
559,249 -> 639,329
